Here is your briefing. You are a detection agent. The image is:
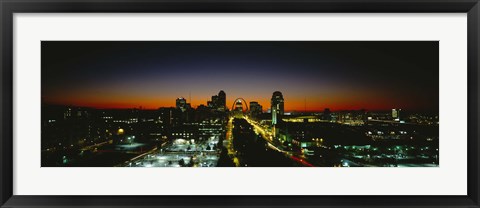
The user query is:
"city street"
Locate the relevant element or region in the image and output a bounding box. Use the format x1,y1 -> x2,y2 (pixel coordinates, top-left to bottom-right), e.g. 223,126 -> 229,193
225,117 -> 241,166
243,116 -> 314,167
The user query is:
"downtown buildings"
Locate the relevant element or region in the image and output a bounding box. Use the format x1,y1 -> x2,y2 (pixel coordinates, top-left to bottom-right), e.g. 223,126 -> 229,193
271,91 -> 284,125
42,89 -> 439,167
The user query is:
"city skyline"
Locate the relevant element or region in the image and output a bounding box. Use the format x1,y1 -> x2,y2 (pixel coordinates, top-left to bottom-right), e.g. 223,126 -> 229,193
42,41 -> 439,112
41,41 -> 439,168
40,90 -> 430,113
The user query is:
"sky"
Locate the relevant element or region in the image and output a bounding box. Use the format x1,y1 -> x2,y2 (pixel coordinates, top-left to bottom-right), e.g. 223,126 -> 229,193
41,41 -> 439,112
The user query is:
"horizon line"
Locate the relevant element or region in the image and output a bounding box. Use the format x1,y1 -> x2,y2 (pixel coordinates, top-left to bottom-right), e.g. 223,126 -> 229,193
41,103 -> 438,113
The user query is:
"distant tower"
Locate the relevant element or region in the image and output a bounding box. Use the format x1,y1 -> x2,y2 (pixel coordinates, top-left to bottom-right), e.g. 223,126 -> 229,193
211,95 -> 219,108
271,91 -> 284,125
249,101 -> 263,118
392,108 -> 401,121
218,90 -> 226,111
323,108 -> 332,121
176,97 -> 187,112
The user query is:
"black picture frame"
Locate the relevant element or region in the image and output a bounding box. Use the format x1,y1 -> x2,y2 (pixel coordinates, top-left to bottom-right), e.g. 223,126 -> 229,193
1,0 -> 479,207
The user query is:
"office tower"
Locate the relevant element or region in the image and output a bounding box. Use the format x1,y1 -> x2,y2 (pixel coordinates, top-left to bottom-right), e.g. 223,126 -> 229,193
271,91 -> 284,125
392,108 -> 401,121
176,97 -> 187,112
249,101 -> 263,118
218,90 -> 226,111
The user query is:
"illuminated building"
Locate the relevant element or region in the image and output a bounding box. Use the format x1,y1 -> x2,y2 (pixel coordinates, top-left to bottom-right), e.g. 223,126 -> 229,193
176,97 -> 188,112
271,91 -> 284,125
208,90 -> 227,111
218,90 -> 226,111
175,97 -> 193,122
158,107 -> 181,127
392,108 -> 401,121
198,120 -> 224,141
211,95 -> 219,108
249,101 -> 262,119
170,124 -> 198,140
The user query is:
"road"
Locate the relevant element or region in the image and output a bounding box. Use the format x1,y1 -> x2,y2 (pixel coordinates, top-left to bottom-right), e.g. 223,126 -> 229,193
81,140 -> 112,151
242,116 -> 315,167
225,117 -> 241,166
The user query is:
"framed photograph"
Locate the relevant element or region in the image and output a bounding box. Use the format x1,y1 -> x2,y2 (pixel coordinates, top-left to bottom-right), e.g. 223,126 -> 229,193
1,0 -> 479,207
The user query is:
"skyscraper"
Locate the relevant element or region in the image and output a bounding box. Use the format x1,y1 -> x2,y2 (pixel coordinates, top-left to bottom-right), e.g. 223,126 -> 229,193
218,90 -> 226,111
176,97 -> 187,112
271,91 -> 284,125
211,95 -> 219,108
208,90 -> 227,111
249,101 -> 263,119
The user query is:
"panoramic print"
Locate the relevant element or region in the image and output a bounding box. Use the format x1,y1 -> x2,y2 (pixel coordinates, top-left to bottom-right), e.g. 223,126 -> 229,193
41,41 -> 439,167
